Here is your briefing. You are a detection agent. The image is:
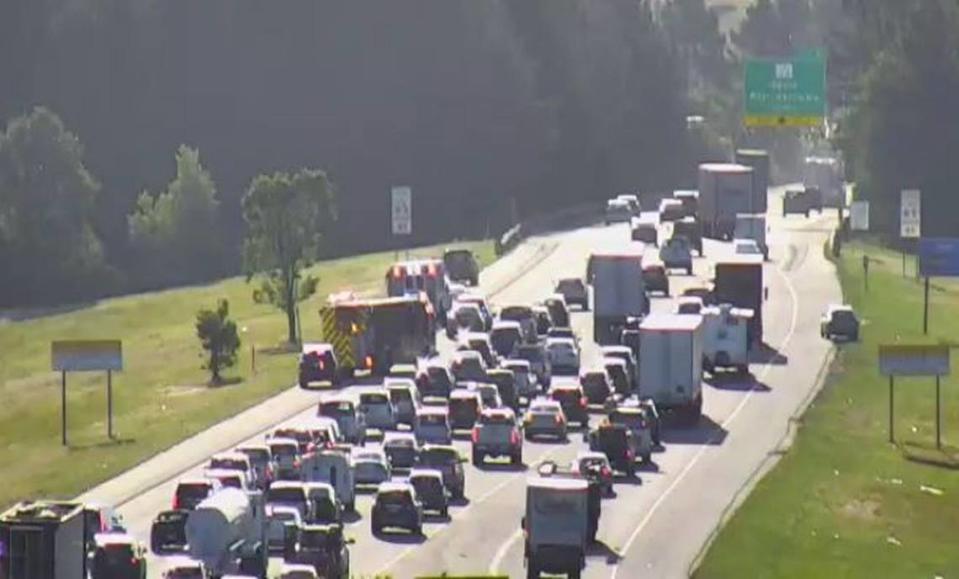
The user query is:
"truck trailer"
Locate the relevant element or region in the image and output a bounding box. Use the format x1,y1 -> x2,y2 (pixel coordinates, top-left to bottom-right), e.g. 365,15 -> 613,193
713,255 -> 764,345
0,501 -> 88,579
697,163 -> 754,240
639,313 -> 704,424
734,149 -> 770,213
587,249 -> 648,345
185,487 -> 268,577
320,293 -> 436,377
803,156 -> 844,209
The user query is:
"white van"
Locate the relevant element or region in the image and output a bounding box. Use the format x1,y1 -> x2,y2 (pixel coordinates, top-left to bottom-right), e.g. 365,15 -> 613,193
299,448 -> 356,512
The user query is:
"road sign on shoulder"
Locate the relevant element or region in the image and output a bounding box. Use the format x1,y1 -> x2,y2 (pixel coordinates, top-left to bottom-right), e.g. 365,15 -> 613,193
52,340 -> 123,372
744,55 -> 826,127
879,344 -> 950,377
850,201 -> 869,231
900,189 -> 921,238
919,237 -> 959,277
391,186 -> 412,235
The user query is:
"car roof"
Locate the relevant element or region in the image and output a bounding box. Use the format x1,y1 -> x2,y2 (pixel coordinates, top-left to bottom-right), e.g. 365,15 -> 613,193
550,383 -> 583,392
503,359 -> 530,368
576,450 -> 609,462
579,367 -> 608,376
301,343 -> 333,355
527,477 -> 588,491
237,443 -> 270,452
211,451 -> 249,463
602,357 -> 627,367
384,432 -> 416,443
600,345 -> 631,355
409,468 -> 444,479
420,443 -> 458,453
418,406 -> 449,416
557,277 -> 583,284
268,437 -> 300,447
94,532 -> 137,547
163,555 -> 204,568
267,505 -> 302,517
461,331 -> 490,341
359,388 -> 390,397
529,399 -> 561,410
640,313 -> 703,331
454,350 -> 482,360
177,477 -> 216,487
269,480 -> 307,490
828,304 -> 854,312
385,378 -> 416,390
377,481 -> 414,494
492,320 -> 522,330
481,407 -> 516,419
546,337 -> 576,347
450,389 -> 480,399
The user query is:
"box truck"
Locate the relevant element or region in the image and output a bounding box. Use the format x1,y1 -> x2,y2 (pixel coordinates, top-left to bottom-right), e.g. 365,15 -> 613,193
714,255 -> 764,345
587,249 -> 648,345
0,500 -> 88,579
803,156 -> 844,209
698,163 -> 754,240
735,149 -> 770,213
639,313 -> 704,424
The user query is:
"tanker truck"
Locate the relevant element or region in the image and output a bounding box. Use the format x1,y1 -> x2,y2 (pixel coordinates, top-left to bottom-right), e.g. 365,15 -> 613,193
186,487 -> 268,578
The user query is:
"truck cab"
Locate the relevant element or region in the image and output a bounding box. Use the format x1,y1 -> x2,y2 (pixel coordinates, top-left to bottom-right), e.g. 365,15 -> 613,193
523,477 -> 589,578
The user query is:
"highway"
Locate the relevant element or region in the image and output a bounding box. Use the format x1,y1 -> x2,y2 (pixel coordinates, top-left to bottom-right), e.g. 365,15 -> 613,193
106,189 -> 841,578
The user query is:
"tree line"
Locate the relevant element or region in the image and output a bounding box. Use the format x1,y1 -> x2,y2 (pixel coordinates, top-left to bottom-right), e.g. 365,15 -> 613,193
0,0 -> 729,308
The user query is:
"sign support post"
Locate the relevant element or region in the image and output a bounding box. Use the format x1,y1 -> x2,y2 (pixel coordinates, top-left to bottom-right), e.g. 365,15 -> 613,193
107,370 -> 114,439
923,276 -> 930,335
936,375 -> 942,449
879,344 -> 950,447
61,371 -> 68,446
888,375 -> 895,443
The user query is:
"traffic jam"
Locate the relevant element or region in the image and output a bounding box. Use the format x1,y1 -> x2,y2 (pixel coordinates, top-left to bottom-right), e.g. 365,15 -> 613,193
0,153 -> 857,578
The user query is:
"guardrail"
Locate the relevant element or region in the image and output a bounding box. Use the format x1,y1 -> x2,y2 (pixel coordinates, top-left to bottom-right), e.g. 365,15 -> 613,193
495,201 -> 604,257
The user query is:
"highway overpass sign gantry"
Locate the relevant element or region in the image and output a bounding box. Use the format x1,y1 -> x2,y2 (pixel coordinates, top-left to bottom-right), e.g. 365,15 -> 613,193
744,54 -> 826,127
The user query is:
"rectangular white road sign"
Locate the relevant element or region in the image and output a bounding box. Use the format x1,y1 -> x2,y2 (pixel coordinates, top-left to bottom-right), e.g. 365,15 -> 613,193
850,200 -> 869,231
900,189 -> 921,238
391,186 -> 412,235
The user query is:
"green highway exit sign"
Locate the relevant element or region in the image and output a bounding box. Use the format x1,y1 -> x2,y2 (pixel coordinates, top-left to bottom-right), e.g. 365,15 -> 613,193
744,55 -> 826,127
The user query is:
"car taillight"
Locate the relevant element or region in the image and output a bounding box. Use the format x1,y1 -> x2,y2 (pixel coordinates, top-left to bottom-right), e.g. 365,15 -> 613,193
471,428 -> 480,443
626,449 -> 634,460
601,466 -> 611,477
319,360 -> 325,370
640,419 -> 648,429
172,496 -> 180,510
294,457 -> 301,468
510,429 -> 520,445
555,414 -> 564,425
365,356 -> 374,368
580,396 -> 588,408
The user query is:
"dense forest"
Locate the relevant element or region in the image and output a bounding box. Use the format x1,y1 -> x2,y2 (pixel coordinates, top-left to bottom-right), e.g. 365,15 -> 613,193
1,0 -> 955,307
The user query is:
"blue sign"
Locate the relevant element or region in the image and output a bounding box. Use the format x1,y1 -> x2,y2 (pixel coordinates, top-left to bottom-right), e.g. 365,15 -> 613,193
919,238 -> 959,277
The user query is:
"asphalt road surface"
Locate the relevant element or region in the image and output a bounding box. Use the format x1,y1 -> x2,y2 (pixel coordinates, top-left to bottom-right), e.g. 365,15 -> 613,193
111,189 -> 840,578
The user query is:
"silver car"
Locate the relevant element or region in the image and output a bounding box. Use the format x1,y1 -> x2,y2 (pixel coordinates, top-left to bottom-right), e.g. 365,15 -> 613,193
359,389 -> 396,431
352,447 -> 391,486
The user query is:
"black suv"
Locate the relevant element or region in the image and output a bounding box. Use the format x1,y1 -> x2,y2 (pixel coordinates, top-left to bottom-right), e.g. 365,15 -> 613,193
299,344 -> 339,388
443,248 -> 480,286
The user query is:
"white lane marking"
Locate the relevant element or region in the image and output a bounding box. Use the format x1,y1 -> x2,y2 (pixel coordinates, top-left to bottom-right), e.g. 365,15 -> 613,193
489,528 -> 523,574
608,251 -> 801,579
372,446 -> 564,576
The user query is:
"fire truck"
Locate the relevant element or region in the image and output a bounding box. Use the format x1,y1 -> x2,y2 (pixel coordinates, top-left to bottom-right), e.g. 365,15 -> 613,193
319,293 -> 436,377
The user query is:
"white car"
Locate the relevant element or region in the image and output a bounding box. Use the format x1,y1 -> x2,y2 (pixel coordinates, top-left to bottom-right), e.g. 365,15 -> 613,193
733,238 -> 763,256
266,505 -> 303,554
280,563 -> 320,579
161,556 -> 206,578
352,447 -> 391,486
546,337 -> 580,376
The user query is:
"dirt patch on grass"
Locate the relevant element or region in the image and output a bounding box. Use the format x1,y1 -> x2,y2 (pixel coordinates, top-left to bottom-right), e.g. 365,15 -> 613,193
840,498 -> 881,522
160,385 -> 209,398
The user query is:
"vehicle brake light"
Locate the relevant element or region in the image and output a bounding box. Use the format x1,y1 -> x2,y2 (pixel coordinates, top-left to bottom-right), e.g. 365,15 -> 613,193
640,419 -> 648,429
626,449 -> 634,460
471,428 -> 480,443
510,429 -> 521,445
172,496 -> 180,510
319,360 -> 325,370
428,263 -> 438,277
365,355 -> 374,368
601,466 -> 611,477
580,396 -> 588,408
555,414 -> 564,425
393,266 -> 403,279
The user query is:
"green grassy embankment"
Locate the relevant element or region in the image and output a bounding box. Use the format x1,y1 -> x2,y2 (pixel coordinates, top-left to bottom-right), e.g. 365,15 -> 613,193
697,240 -> 959,578
0,241 -> 493,509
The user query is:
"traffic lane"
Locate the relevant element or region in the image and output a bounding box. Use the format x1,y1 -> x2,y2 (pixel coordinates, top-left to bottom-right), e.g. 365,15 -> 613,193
607,216 -> 839,577
144,223 -> 608,576
373,227 -> 615,576
493,224 -> 804,578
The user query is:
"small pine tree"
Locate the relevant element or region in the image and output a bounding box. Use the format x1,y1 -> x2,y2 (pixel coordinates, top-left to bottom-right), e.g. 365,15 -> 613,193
195,299 -> 241,384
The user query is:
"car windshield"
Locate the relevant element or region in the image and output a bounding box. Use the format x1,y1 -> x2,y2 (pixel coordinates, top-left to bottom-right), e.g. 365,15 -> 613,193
268,487 -> 306,503
419,413 -> 448,425
389,389 -> 412,402
501,307 -> 531,321
420,449 -> 457,465
176,483 -> 211,503
481,413 -> 514,425
240,448 -> 270,466
610,411 -> 644,428
412,477 -> 443,492
833,310 -> 856,323
270,443 -> 298,458
378,490 -> 413,505
517,347 -> 544,362
300,530 -> 333,550
551,389 -> 580,402
209,458 -> 246,471
558,280 -> 581,292
427,367 -> 451,382
582,373 -> 607,386
95,544 -> 135,564
361,393 -> 389,405
320,402 -> 353,417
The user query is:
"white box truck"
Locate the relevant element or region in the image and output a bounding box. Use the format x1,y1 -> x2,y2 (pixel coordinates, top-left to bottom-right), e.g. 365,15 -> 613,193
186,487 -> 268,577
0,501 -> 88,579
639,313 -> 704,424
587,249 -> 648,345
734,214 -> 768,259
698,163 -> 754,240
702,304 -> 753,375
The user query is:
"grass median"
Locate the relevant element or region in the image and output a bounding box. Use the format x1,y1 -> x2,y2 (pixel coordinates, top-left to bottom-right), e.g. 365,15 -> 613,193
696,240 -> 959,578
0,241 -> 493,510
